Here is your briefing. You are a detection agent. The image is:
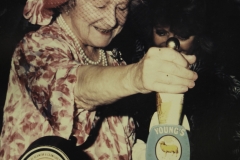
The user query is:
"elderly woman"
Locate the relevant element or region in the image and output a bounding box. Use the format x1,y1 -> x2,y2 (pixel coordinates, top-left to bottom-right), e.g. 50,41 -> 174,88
0,0 -> 197,159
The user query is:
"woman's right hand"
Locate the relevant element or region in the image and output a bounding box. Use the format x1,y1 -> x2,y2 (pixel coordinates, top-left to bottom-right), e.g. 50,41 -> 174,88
74,47 -> 197,108
132,47 -> 198,94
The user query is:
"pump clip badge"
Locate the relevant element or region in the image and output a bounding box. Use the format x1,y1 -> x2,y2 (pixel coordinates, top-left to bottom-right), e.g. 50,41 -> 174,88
146,124 -> 190,160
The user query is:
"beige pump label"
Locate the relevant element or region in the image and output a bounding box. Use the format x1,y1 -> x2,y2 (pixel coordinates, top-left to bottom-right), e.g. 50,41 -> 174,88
157,93 -> 184,125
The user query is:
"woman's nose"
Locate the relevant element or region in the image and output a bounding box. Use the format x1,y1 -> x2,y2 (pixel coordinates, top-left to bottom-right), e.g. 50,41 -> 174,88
169,33 -> 174,38
104,6 -> 117,28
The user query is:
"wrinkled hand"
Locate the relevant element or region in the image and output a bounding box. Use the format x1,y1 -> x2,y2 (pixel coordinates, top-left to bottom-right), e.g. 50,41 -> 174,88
133,47 -> 198,94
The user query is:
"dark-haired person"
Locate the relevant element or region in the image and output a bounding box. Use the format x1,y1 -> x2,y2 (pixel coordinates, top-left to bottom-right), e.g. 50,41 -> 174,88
129,0 -> 240,159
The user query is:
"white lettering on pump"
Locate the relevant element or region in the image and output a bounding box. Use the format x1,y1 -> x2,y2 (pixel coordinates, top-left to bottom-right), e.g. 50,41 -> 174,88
174,128 -> 179,134
153,126 -> 185,136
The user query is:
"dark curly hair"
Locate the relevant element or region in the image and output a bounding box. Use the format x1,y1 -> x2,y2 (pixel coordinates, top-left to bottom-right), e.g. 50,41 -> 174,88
130,0 -> 213,59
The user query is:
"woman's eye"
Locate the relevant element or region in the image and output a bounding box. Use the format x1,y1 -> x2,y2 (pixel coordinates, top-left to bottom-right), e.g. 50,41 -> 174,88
175,35 -> 190,41
155,30 -> 168,36
98,5 -> 106,9
91,0 -> 108,8
117,5 -> 128,11
118,7 -> 126,11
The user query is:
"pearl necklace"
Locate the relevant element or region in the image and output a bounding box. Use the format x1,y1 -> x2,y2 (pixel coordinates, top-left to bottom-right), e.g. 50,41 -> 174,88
57,14 -> 108,66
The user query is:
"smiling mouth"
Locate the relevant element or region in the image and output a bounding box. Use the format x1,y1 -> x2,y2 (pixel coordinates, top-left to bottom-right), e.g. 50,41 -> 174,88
94,27 -> 112,34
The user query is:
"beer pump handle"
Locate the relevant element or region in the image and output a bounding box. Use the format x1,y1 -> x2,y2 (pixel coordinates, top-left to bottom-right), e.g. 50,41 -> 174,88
156,37 -> 184,125
146,37 -> 190,160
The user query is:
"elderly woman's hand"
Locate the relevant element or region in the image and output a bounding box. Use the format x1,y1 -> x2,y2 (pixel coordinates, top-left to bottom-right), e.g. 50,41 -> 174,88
74,47 -> 197,108
133,47 -> 198,94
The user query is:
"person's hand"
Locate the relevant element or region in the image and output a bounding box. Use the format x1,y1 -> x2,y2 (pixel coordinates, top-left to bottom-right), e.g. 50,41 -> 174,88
132,47 -> 198,94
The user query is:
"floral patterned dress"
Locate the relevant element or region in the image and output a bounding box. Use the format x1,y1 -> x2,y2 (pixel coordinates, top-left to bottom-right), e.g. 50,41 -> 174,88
0,21 -> 135,160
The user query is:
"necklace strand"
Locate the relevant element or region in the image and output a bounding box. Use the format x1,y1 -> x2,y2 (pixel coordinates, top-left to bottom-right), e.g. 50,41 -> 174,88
57,14 -> 108,66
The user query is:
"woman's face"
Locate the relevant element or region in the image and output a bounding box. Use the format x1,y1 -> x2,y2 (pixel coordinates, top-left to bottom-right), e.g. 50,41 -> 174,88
153,26 -> 195,54
69,0 -> 129,48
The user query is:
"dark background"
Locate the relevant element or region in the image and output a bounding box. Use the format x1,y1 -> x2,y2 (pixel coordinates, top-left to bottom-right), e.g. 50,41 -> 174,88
1,0 -> 240,130
0,0 -> 40,129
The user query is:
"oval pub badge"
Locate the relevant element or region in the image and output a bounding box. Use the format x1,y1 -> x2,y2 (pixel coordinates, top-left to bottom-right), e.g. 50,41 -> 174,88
146,124 -> 190,160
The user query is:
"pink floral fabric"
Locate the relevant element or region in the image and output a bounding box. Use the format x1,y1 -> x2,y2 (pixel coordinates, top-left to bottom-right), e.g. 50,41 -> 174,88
23,0 -> 67,25
0,21 -> 135,159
